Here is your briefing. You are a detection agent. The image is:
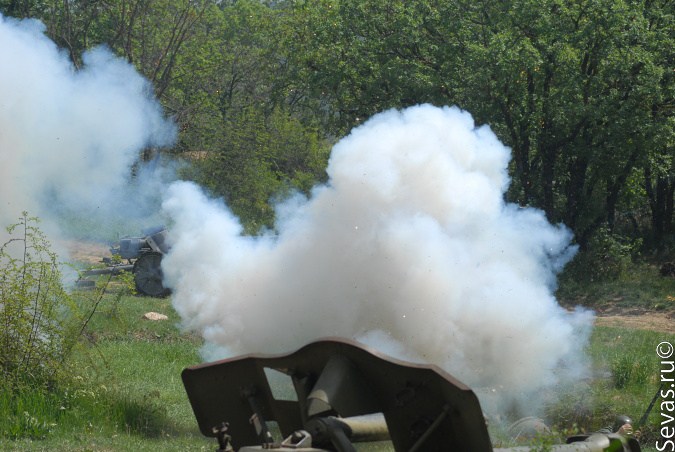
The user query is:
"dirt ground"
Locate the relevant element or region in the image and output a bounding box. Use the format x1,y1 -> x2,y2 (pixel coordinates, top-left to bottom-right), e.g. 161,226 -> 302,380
594,308 -> 674,334
61,240 -> 111,266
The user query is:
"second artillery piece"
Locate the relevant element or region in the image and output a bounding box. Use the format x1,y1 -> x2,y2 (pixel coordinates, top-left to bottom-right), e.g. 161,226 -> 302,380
80,226 -> 170,297
111,226 -> 170,297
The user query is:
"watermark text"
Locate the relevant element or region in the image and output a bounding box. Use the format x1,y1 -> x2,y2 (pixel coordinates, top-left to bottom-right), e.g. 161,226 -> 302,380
657,341 -> 675,452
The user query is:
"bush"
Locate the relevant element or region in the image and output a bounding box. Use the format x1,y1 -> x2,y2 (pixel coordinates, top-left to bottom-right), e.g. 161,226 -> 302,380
562,227 -> 642,283
192,106 -> 330,233
0,213 -> 76,387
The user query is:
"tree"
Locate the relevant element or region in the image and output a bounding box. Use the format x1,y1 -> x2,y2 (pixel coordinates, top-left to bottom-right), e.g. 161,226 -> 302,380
460,0 -> 670,244
94,0 -> 208,107
166,0 -> 286,154
4,0 -> 670,247
285,0 -> 673,249
168,1 -> 332,230
193,106 -> 330,232
640,0 -> 674,249
285,0 -> 461,135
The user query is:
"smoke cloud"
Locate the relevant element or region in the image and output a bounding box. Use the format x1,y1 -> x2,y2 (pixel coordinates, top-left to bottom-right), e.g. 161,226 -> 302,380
0,11 -> 593,417
0,15 -> 175,244
162,104 -> 594,414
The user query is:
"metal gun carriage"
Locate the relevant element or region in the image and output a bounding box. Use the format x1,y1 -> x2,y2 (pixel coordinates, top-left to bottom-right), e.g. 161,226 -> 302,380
182,338 -> 641,452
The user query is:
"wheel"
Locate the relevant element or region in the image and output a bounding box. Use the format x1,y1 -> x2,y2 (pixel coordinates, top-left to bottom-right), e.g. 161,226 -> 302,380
133,252 -> 169,297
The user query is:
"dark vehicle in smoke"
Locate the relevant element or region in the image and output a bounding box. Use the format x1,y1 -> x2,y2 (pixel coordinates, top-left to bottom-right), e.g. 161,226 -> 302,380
79,226 -> 170,297
182,338 -> 641,452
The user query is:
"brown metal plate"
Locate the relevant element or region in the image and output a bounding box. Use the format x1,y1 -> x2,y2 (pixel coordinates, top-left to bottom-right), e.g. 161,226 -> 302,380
181,337 -> 492,451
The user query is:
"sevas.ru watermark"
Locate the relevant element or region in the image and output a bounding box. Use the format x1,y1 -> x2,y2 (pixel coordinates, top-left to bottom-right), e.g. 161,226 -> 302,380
657,341 -> 675,451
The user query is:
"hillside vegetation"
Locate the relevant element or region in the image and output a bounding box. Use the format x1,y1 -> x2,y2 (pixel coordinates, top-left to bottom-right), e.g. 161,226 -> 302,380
1,0 -> 671,253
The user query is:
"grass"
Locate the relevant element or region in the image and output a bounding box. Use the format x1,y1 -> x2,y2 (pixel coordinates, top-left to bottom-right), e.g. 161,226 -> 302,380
0,262 -> 673,451
557,261 -> 675,314
0,291 -> 212,451
485,325 -> 675,452
555,327 -> 674,447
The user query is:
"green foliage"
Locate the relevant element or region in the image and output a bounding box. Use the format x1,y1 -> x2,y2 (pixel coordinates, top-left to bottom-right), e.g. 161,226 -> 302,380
0,213 -> 76,387
2,0 -> 670,251
538,326 -> 675,450
0,285 -> 206,447
557,260 -> 675,316
193,105 -> 330,232
561,227 -> 642,283
542,390 -> 600,438
586,327 -> 673,444
167,0 -> 293,153
283,0 -> 673,250
0,214 -> 153,441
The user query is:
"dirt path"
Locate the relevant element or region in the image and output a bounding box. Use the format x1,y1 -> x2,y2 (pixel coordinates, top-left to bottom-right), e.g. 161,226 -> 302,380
594,309 -> 674,334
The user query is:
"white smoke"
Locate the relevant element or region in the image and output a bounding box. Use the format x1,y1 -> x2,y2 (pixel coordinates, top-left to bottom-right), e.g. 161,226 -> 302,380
0,15 -> 175,244
162,104 -> 594,414
0,13 -> 593,416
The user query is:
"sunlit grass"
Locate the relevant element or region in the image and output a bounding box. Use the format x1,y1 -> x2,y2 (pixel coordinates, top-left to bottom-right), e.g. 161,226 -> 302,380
558,262 -> 675,313
1,269 -> 673,451
0,291 -> 212,451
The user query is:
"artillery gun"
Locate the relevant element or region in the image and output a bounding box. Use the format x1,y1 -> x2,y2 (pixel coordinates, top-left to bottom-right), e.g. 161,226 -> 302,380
78,226 -> 170,297
111,226 -> 170,297
182,338 -> 641,452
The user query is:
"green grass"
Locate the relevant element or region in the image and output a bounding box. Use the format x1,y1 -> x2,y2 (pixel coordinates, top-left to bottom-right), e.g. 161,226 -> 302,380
557,262 -> 675,314
0,291 -> 212,451
587,327 -> 674,451
1,264 -> 673,451
485,326 -> 674,452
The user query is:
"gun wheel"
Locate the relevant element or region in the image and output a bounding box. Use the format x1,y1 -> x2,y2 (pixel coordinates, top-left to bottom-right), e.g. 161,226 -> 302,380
133,252 -> 169,297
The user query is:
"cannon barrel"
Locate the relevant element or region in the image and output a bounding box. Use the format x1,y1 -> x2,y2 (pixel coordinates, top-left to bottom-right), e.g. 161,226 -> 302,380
326,413 -> 390,443
307,416 -> 639,452
81,264 -> 134,276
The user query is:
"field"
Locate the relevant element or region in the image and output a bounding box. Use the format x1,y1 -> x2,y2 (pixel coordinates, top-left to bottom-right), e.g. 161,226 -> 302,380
0,259 -> 673,451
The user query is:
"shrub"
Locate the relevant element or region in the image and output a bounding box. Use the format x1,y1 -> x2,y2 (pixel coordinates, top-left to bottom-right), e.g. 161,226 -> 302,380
0,213 -> 76,387
562,227 -> 642,283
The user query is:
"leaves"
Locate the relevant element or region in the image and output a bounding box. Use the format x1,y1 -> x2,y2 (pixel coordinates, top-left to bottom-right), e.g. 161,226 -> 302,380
0,213 -> 72,386
193,106 -> 330,233
1,0 -> 671,247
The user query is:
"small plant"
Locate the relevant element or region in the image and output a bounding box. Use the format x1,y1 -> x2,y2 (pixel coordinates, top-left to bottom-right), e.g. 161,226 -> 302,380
0,387 -> 59,439
0,213 -> 128,440
118,391 -> 169,437
611,355 -> 649,389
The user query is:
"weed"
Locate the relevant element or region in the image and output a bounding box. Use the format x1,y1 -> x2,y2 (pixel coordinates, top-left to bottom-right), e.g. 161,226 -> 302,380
0,213 -> 75,388
0,387 -> 59,439
612,355 -> 650,389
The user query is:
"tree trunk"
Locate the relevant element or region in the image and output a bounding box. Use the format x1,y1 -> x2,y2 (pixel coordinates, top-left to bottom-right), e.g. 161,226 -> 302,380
644,166 -> 674,247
